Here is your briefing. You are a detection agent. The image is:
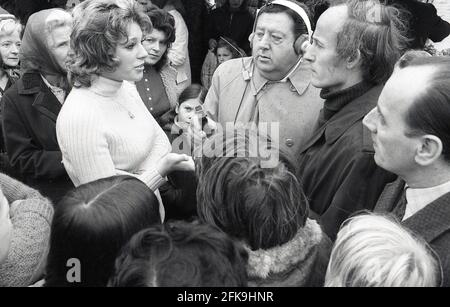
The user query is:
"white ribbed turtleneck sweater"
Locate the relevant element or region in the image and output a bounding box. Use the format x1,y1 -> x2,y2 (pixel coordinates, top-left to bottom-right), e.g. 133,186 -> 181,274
56,76 -> 171,193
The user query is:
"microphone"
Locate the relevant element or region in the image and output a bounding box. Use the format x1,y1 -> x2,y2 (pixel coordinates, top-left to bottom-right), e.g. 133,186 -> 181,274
241,57 -> 253,81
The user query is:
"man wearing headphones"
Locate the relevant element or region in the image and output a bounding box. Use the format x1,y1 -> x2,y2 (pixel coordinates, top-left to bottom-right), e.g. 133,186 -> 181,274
298,0 -> 408,239
203,0 -> 323,157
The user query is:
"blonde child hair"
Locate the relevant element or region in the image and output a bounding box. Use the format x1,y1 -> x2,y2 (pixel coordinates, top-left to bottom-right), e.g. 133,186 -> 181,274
325,213 -> 441,287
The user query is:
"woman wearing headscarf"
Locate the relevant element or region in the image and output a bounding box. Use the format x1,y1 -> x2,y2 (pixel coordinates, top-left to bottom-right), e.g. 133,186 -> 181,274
1,9 -> 74,204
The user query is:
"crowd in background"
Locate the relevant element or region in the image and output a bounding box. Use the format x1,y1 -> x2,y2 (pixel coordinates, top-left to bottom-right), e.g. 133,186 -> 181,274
0,0 -> 449,287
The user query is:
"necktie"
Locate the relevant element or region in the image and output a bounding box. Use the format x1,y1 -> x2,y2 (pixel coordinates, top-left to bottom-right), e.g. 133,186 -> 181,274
392,188 -> 408,220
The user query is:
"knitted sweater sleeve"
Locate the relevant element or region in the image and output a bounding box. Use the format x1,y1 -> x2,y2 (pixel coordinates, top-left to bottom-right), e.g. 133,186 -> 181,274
0,173 -> 53,287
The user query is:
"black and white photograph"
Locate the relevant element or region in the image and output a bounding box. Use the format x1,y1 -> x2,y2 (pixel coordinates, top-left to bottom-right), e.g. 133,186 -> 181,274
0,0 -> 449,292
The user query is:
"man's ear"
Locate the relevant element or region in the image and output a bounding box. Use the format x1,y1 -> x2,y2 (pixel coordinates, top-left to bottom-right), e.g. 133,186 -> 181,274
175,104 -> 180,114
346,49 -> 362,70
415,135 -> 443,166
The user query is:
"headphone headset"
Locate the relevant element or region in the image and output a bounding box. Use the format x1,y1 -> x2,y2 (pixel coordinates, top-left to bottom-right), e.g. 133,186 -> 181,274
248,0 -> 312,56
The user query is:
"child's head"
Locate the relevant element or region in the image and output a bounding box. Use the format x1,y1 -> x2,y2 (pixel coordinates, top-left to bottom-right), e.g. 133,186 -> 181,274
44,176 -> 161,287
325,213 -> 441,287
176,84 -> 207,125
196,129 -> 309,250
0,188 -> 12,264
215,36 -> 245,65
109,220 -> 248,286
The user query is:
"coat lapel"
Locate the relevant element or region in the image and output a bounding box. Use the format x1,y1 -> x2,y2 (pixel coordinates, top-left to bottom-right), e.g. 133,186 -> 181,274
403,192 -> 450,243
300,85 -> 382,154
19,72 -> 61,122
32,90 -> 61,122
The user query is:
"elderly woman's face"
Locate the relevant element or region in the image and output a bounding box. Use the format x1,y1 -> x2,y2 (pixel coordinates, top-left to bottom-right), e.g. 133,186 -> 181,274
142,29 -> 168,66
101,22 -> 147,82
0,189 -> 12,264
47,25 -> 71,72
0,29 -> 21,68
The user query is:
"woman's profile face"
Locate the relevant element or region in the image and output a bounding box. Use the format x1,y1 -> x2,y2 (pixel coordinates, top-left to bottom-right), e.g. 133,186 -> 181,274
142,29 -> 168,66
0,29 -> 21,68
101,22 -> 147,82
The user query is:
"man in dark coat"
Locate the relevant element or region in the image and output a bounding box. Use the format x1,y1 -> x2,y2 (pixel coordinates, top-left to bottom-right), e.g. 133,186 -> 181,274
297,0 -> 405,239
364,55 -> 450,287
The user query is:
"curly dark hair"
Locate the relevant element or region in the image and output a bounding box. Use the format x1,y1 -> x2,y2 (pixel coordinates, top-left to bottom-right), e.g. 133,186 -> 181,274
195,128 -> 310,250
44,175 -> 161,287
145,7 -> 176,71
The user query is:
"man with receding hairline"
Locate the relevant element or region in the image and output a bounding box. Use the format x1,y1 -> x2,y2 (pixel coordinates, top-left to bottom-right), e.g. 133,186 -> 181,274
364,55 -> 450,287
297,0 -> 406,239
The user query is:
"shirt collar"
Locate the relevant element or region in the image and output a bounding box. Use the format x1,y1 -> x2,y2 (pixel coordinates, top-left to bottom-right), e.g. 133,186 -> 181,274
249,58 -> 312,96
41,74 -> 66,104
404,180 -> 450,220
41,74 -> 64,92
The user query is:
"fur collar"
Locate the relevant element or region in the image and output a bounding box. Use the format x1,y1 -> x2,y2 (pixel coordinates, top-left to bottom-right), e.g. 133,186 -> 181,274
245,218 -> 323,279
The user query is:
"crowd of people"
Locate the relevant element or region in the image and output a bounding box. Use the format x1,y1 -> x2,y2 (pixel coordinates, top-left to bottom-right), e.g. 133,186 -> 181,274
0,0 -> 450,287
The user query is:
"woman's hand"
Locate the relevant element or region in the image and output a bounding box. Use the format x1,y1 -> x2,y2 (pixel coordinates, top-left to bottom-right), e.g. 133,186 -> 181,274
157,153 -> 195,177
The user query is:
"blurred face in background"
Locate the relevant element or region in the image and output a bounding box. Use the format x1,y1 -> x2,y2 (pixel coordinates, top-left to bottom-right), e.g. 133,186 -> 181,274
216,46 -> 233,65
229,0 -> 244,10
0,28 -> 21,68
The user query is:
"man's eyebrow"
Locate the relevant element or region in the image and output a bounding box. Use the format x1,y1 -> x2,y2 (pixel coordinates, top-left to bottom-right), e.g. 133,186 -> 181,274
312,36 -> 324,45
